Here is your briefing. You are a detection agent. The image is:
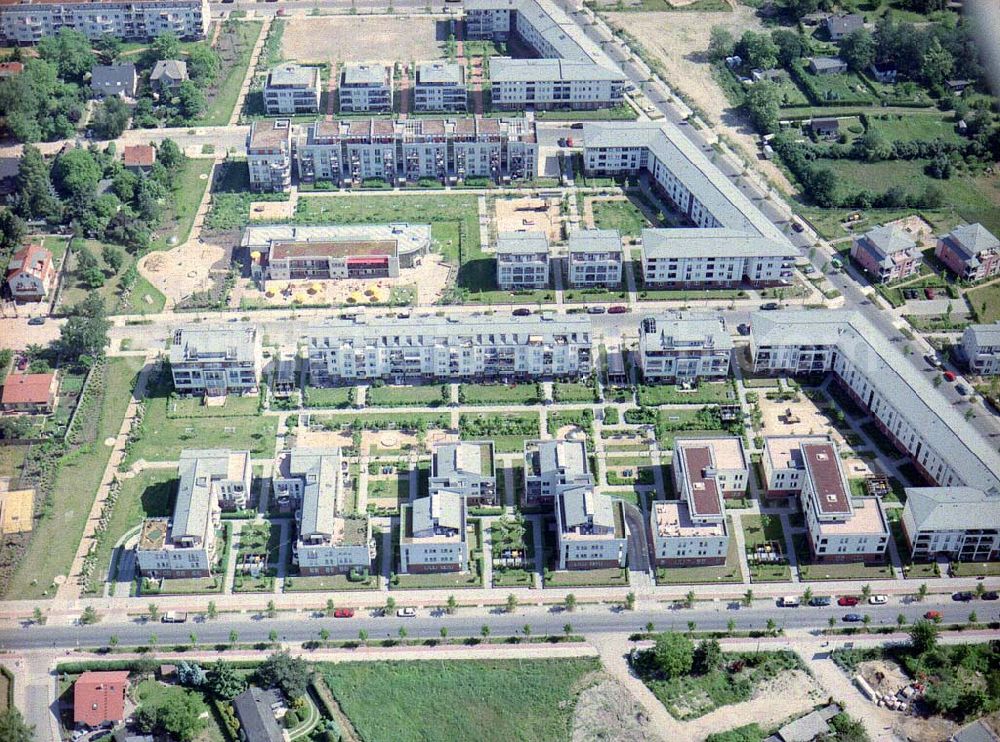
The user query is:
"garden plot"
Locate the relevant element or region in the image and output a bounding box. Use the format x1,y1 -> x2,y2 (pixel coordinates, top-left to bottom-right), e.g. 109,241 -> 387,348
282,16 -> 444,64
493,197 -> 563,244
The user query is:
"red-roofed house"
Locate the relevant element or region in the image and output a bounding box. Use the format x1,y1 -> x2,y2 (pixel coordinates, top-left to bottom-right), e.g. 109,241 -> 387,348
5,242 -> 55,302
73,670 -> 130,728
0,62 -> 24,79
1,373 -> 57,414
123,145 -> 156,173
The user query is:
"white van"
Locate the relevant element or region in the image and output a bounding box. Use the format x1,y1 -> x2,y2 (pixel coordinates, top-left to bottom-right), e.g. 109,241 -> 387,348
779,596 -> 801,607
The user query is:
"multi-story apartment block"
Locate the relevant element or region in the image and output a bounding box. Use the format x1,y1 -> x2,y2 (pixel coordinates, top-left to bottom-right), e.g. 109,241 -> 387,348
555,485 -> 627,570
242,223 -> 431,287
637,314 -> 733,383
641,229 -> 796,288
850,225 -> 921,284
429,441 -> 497,507
264,64 -> 321,115
0,0 -> 209,44
399,492 -> 469,573
306,316 -> 591,385
674,437 -> 748,500
962,323 -> 1000,376
935,223 -> 1000,283
523,438 -> 592,506
414,62 -> 467,112
496,231 -> 550,290
901,487 -> 1000,563
750,310 -> 1000,494
169,326 -> 262,397
296,117 -> 537,186
762,434 -> 830,498
567,230 -> 623,288
465,0 -> 625,110
339,64 -> 392,113
246,119 -> 292,193
136,450 -> 251,578
273,447 -> 374,576
796,438 -> 889,563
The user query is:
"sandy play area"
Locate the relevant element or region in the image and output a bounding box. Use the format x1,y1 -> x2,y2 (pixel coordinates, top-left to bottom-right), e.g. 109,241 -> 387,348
282,16 -> 444,64
758,393 -> 851,448
883,215 -> 936,247
138,240 -> 227,308
493,196 -> 563,245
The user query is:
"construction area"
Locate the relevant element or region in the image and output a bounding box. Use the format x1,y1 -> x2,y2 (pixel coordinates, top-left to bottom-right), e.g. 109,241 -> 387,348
492,196 -> 564,245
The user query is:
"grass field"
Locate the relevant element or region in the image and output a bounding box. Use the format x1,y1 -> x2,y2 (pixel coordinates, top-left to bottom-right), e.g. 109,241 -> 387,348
544,567 -> 628,588
552,382 -> 599,403
966,282 -> 1000,324
459,412 -> 540,453
319,658 -> 600,742
194,20 -> 263,126
149,158 -> 216,251
304,386 -> 352,409
134,679 -> 224,742
866,113 -> 964,144
58,240 -> 165,316
0,446 -> 27,481
459,383 -> 542,405
5,358 -> 143,600
742,513 -> 791,583
368,385 -> 446,407
591,198 -> 651,237
637,382 -> 735,406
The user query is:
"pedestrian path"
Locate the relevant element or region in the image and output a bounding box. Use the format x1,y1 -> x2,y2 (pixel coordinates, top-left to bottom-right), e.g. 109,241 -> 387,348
229,16 -> 271,126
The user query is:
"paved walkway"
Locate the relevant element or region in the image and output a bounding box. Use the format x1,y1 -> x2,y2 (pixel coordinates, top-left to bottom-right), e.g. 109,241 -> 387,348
228,16 -> 271,126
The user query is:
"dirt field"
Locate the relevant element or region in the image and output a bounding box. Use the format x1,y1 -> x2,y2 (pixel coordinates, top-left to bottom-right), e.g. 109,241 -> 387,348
138,240 -> 228,308
571,677 -> 656,742
604,7 -> 793,192
296,428 -> 354,450
249,200 -> 295,221
282,16 -> 444,64
884,215 -> 936,247
759,393 -> 852,450
494,197 -> 563,244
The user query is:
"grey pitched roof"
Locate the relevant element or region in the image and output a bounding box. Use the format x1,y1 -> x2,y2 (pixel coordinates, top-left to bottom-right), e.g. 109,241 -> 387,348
434,442 -> 491,478
90,63 -> 136,92
412,491 -> 464,533
952,719 -> 1000,742
859,224 -> 917,259
965,323 -> 1000,348
288,447 -> 340,537
174,450 -> 250,540
943,223 -> 1000,262
150,59 -> 188,82
640,314 -> 733,351
642,228 -> 797,259
490,57 -> 625,82
561,485 -> 614,530
809,56 -> 847,71
537,439 -> 588,477
904,487 -> 1000,532
750,310 -> 1000,492
232,688 -> 283,742
778,710 -> 831,742
569,229 -> 622,254
825,13 -> 864,34
496,231 -> 549,254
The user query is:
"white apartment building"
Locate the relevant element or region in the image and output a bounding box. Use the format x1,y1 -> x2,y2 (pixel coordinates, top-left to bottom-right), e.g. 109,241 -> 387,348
489,58 -> 625,110
674,437 -> 749,500
136,450 -> 252,578
567,230 -> 623,288
555,485 -> 627,570
637,314 -> 733,383
750,310 -> 1000,494
524,438 -> 592,506
273,448 -> 374,576
796,438 -> 889,563
901,487 -> 1000,563
414,62 -> 467,112
762,434 -> 830,497
296,117 -> 537,186
339,64 -> 392,113
246,119 -> 292,193
264,64 -> 321,115
306,316 -> 591,385
400,492 -> 469,573
962,323 -> 1000,376
496,231 -> 550,290
641,229 -> 796,288
169,326 -> 262,397
0,0 -> 210,44
429,441 -> 497,506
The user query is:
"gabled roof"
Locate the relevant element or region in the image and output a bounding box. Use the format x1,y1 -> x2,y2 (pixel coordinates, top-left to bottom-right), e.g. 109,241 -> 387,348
964,323 -> 1000,348
232,687 -> 283,742
942,223 -> 1000,261
809,56 -> 847,71
568,229 -> 622,254
640,313 -> 732,351
74,671 -> 129,727
150,59 -> 188,82
824,13 -> 864,34
642,228 -> 797,259
412,491 -> 464,533
496,231 -> 549,255
560,485 -> 615,531
123,144 -> 155,168
6,242 -> 52,280
288,447 -> 340,537
90,62 -> 136,91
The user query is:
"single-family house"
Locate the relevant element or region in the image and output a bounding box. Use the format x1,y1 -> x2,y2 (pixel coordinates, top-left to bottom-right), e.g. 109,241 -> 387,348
150,59 -> 188,93
0,61 -> 24,78
868,62 -> 897,83
850,224 -> 920,283
232,687 -> 283,742
0,372 -> 57,414
824,13 -> 864,41
935,223 -> 1000,283
809,117 -> 840,138
946,79 -> 973,94
74,671 -> 129,728
5,241 -> 56,302
90,62 -> 137,98
123,144 -> 156,173
808,56 -> 848,76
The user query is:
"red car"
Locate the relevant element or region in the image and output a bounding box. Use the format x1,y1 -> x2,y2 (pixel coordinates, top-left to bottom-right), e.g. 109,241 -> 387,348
837,596 -> 859,607
943,371 -> 956,382
333,608 -> 354,618
924,610 -> 942,621
608,305 -> 628,314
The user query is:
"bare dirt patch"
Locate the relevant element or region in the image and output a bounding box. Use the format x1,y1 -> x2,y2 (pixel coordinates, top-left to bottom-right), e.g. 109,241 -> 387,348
604,7 -> 793,192
282,16 -> 444,64
493,196 -> 563,244
138,239 -> 228,308
858,659 -> 910,697
883,215 -> 936,248
249,200 -> 295,221
758,393 -> 854,451
296,428 -> 354,450
572,677 -> 657,742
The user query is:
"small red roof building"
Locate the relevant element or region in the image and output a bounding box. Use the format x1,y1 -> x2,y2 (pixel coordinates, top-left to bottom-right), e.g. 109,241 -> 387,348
5,242 -> 55,302
0,62 -> 24,78
0,373 -> 56,413
73,670 -> 130,728
123,144 -> 156,170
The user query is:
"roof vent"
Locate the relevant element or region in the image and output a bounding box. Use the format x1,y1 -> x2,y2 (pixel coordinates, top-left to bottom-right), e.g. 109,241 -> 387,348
826,494 -> 838,503
816,452 -> 829,461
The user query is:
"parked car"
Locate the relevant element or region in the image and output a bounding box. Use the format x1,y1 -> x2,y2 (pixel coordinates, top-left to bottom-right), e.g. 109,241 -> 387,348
924,610 -> 942,621
778,596 -> 801,607
981,591 -> 998,601
512,308 -> 531,316
809,596 -> 832,607
842,613 -> 863,623
558,137 -> 567,147
955,383 -> 969,396
334,608 -> 355,618
397,607 -> 417,618
792,220 -> 805,233
586,306 -> 606,314
565,137 -> 574,147
26,317 -> 45,326
868,595 -> 888,605
608,305 -> 628,314
952,591 -> 974,602
830,257 -> 843,270
759,302 -> 779,311
161,611 -> 187,623
943,370 -> 957,382
837,596 -> 860,607
924,353 -> 942,368
570,122 -> 584,129
737,323 -> 751,336
924,287 -> 936,299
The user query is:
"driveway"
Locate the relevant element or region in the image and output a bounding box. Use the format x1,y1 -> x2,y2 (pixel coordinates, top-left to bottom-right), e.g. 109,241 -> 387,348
621,501 -> 650,573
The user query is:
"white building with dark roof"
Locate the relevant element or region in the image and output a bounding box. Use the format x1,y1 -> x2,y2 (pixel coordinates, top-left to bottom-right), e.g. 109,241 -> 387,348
496,231 -> 550,289
339,64 -> 392,113
901,487 -> 1000,562
567,229 -> 623,288
638,313 -> 733,383
0,0 -> 209,44
169,326 -> 262,396
264,64 -> 321,115
936,223 -> 1000,283
555,485 -> 626,570
962,323 -> 1000,376
414,62 -> 467,112
400,491 -> 469,573
429,441 -> 497,506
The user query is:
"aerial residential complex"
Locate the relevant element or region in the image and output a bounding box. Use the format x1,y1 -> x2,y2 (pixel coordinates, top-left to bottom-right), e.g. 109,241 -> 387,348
169,326 -> 262,397
294,117 -> 538,187
495,231 -> 550,290
637,314 -> 733,383
850,225 -> 921,284
413,62 -> 467,113
399,491 -> 469,573
465,0 -> 626,110
0,0 -> 210,44
264,64 -> 322,115
338,64 -> 393,113
429,441 -> 497,507
935,223 -> 1000,282
305,315 -> 592,384
962,323 -> 1000,376
243,223 -> 432,286
523,438 -> 592,506
246,119 -> 293,193
554,486 -> 626,570
567,230 -> 623,288
901,487 -> 1000,563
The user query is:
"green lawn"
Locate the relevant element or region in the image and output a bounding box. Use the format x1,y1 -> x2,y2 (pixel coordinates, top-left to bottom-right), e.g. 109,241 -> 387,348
367,475 -> 410,511
392,567 -> 483,589
654,408 -> 729,449
459,412 -> 540,453
459,383 -> 541,405
793,534 -> 894,581
232,521 -> 281,592
57,240 -> 165,316
533,105 -> 637,120
866,113 -> 964,144
742,513 -> 792,582
303,386 -> 352,409
193,20 -> 263,126
544,567 -> 628,588
319,658 -> 601,742
591,198 -> 651,237
5,358 -> 143,600
792,61 -> 874,105
319,412 -> 451,431
966,282 -> 1000,324
368,384 -> 447,407
168,395 -> 260,418
656,516 -> 744,584
0,446 -> 27,481
149,158 -> 215,251
950,561 -> 1000,577
551,382 -> 599,403
637,382 -> 735,406
134,679 -> 224,742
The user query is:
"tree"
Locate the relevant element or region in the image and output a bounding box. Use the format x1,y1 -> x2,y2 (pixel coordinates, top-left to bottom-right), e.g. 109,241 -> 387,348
771,29 -> 809,67
829,616 -> 837,628
909,619 -> 939,654
917,583 -> 929,602
51,148 -> 101,201
94,34 -> 122,64
149,33 -> 182,63
807,167 -> 839,208
109,635 -> 119,649
446,595 -> 457,615
727,618 -> 736,635
927,153 -> 952,179
563,623 -> 573,637
684,590 -> 696,609
505,594 -> 518,614
32,606 -> 45,625
228,629 -> 239,645
653,632 -> 694,679
92,96 -> 130,140
803,587 -> 813,603
206,601 -> 218,620
687,620 -> 697,633
737,32 -> 779,70
840,29 -> 876,72
318,628 -> 330,642
189,632 -> 198,646
0,708 -> 35,742
256,651 -> 311,701
897,613 -> 907,627
777,0 -> 819,18
186,44 -> 220,85
14,145 -> 59,220
398,626 -> 408,640
266,599 -> 277,619
855,129 -> 893,162
743,589 -> 754,607
385,596 -> 396,614
707,26 -> 735,63
37,28 -> 95,81
625,592 -> 636,611
176,662 -> 207,687
564,593 -> 577,612
176,80 -> 206,120
80,606 -> 99,625
481,624 -> 491,638
744,81 -> 781,135
862,614 -> 872,631
207,661 -> 246,700
693,638 -> 722,674
359,629 -> 369,644
158,138 -> 183,170
102,244 -> 125,274
438,627 -> 447,639
136,688 -> 206,742
0,210 -> 27,252
921,37 -> 954,89
522,624 -> 531,637
766,618 -> 777,635
861,584 -> 872,600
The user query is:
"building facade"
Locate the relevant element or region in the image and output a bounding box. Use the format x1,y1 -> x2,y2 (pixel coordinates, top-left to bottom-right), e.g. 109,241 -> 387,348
641,229 -> 796,288
850,225 -> 921,284
637,314 -> 733,383
935,223 -> 1000,283
962,323 -> 1000,376
169,326 -> 262,396
523,438 -> 592,506
399,492 -> 469,573
555,485 -> 627,570
414,62 -> 467,112
429,441 -> 497,506
264,64 -> 321,115
567,229 -> 623,288
339,64 -> 392,113
901,487 -> 1000,562
495,231 -> 550,290
247,119 -> 293,193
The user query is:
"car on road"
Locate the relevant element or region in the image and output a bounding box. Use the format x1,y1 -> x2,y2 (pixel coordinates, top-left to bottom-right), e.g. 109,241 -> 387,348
760,302 -> 780,310
809,596 -> 832,607
830,258 -> 843,271
397,607 -> 417,618
792,220 -> 805,233
570,123 -> 584,129
924,353 -> 942,368
955,383 -> 969,396
608,305 -> 628,314
924,610 -> 942,621
161,611 -> 187,623
981,591 -> 998,601
512,308 -> 531,316
27,317 -> 46,325
842,613 -> 863,623
778,596 -> 801,607
952,591 -> 974,602
333,608 -> 354,618
868,595 -> 888,605
943,370 -> 957,382
558,137 -> 567,147
586,306 -> 606,314
837,596 -> 860,607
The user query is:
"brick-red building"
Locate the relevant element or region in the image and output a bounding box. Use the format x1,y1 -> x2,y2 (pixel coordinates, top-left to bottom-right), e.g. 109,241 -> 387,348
73,670 -> 129,728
